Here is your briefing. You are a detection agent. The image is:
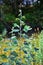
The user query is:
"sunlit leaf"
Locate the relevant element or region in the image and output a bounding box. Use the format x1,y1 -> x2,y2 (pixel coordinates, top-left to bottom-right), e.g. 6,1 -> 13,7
20,20 -> 25,25
14,23 -> 19,28
23,25 -> 32,32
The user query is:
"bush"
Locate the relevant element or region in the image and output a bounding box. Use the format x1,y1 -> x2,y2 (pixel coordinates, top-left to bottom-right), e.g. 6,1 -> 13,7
4,13 -> 15,22
25,10 -> 43,29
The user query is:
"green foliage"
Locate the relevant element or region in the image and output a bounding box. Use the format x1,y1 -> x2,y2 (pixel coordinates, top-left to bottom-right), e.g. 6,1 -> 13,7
2,28 -> 7,37
0,1 -> 43,65
10,9 -> 32,38
0,23 -> 5,33
4,13 -> 15,22
21,16 -> 26,21
0,31 -> 43,65
39,30 -> 43,60
14,18 -> 20,24
0,35 -> 3,41
14,23 -> 19,28
23,25 -> 32,33
25,10 -> 43,28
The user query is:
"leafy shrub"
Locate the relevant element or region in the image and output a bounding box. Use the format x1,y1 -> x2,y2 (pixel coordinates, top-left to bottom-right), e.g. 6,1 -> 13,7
4,13 -> 15,22
25,10 -> 43,29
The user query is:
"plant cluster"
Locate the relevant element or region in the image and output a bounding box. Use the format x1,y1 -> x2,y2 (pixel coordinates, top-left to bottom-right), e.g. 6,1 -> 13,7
0,30 -> 43,65
0,9 -> 43,65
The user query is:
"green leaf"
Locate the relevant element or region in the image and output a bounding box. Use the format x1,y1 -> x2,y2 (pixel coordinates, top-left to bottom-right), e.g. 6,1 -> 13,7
23,25 -> 32,32
21,16 -> 26,21
2,28 -> 7,37
22,33 -> 28,39
1,54 -> 7,59
10,29 -> 19,33
14,23 -> 19,28
20,20 -> 25,25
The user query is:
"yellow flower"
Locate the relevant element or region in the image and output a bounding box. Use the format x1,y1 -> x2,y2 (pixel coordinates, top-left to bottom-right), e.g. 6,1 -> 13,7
5,50 -> 11,56
31,62 -> 34,65
14,47 -> 20,53
2,58 -> 8,62
0,50 -> 5,55
21,58 -> 26,63
1,44 -> 7,50
0,57 -> 3,64
32,52 -> 36,55
18,50 -> 25,58
37,63 -> 40,65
